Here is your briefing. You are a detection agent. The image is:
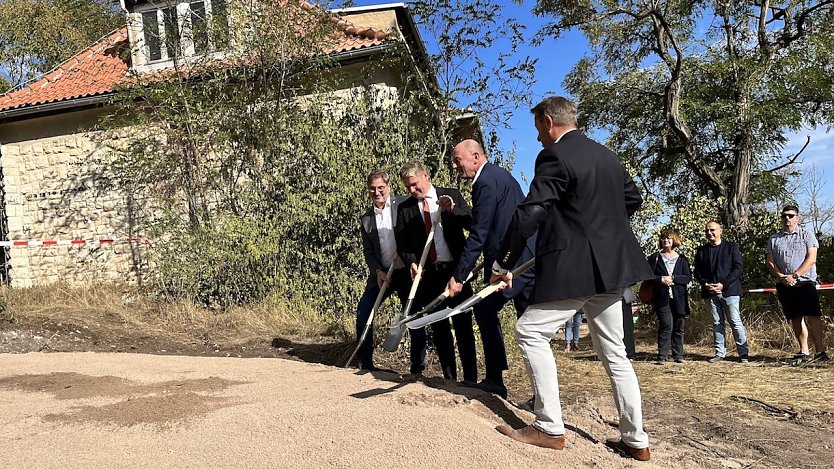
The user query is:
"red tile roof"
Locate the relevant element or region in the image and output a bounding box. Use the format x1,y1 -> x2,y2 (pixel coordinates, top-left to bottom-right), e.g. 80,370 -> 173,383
0,3 -> 392,115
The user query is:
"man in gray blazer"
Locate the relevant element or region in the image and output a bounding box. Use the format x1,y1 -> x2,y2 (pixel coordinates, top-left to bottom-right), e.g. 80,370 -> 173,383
354,169 -> 410,371
492,97 -> 653,461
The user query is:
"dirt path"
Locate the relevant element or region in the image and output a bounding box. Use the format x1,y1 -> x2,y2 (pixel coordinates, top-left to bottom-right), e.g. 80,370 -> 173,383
0,352 -> 688,468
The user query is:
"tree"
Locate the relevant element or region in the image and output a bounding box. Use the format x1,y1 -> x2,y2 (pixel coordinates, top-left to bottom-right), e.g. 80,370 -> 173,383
533,0 -> 834,229
411,0 -> 537,163
0,0 -> 121,92
798,163 -> 834,237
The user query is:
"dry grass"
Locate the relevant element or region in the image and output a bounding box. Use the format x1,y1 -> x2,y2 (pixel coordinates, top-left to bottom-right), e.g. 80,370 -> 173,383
0,283 -> 347,346
501,303 -> 834,416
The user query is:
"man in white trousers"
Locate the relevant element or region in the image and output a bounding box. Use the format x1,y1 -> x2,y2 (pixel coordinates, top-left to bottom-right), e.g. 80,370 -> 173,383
491,96 -> 653,461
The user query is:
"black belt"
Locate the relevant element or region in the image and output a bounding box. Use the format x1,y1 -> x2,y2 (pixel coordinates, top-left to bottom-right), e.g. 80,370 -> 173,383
427,261 -> 454,271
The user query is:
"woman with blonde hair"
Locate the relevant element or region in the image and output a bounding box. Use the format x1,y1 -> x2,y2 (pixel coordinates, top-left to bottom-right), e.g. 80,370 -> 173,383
646,229 -> 691,364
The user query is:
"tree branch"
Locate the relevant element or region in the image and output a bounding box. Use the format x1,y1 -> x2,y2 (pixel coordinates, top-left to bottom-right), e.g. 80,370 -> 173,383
765,135 -> 810,172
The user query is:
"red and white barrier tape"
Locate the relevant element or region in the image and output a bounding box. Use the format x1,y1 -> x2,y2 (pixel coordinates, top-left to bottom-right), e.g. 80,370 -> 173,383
747,283 -> 834,293
0,237 -> 152,248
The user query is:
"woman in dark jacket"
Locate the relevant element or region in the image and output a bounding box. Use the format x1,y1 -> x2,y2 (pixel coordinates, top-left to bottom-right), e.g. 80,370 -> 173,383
647,229 -> 691,364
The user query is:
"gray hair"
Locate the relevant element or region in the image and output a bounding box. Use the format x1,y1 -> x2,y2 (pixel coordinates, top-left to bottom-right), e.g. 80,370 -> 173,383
531,96 -> 579,127
366,169 -> 390,186
399,161 -> 428,179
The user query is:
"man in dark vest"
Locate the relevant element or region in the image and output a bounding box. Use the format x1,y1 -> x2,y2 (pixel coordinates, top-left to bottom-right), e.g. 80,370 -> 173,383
395,161 -> 476,381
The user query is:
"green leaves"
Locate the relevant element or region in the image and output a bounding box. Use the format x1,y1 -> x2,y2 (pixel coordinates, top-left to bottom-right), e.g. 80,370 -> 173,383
538,0 -> 834,229
0,0 -> 121,91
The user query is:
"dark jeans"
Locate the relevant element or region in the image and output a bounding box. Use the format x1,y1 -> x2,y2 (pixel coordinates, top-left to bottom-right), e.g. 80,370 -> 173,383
355,268 -> 410,367
410,263 -> 476,381
656,305 -> 685,360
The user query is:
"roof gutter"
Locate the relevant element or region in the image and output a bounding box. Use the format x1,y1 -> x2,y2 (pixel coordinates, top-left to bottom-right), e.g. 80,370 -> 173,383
0,94 -> 118,123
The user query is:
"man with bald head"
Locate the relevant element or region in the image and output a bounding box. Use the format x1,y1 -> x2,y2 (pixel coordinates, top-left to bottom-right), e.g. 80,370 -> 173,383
446,139 -> 535,398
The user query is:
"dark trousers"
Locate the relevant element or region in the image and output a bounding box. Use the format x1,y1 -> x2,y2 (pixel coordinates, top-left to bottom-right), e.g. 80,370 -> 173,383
472,276 -> 532,382
622,299 -> 635,359
355,268 -> 410,367
410,263 -> 476,381
656,305 -> 685,360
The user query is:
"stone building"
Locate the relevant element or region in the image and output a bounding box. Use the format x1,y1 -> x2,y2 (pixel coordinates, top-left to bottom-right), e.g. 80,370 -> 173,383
0,1 -> 435,287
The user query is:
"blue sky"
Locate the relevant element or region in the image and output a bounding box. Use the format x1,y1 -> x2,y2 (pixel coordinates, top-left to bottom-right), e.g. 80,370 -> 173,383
337,0 -> 834,208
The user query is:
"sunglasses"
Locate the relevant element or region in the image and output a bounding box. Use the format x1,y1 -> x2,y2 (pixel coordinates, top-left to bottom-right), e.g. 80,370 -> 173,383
780,213 -> 797,219
704,229 -> 718,233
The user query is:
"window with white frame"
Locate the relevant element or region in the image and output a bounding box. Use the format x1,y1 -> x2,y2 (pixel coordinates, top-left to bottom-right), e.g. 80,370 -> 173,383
138,0 -> 230,64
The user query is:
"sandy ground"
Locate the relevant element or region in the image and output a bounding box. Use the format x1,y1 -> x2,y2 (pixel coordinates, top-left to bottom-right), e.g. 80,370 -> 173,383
0,352 -> 671,468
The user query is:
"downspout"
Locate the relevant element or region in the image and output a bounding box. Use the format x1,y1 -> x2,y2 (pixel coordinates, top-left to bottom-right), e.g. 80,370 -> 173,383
0,141 -> 8,284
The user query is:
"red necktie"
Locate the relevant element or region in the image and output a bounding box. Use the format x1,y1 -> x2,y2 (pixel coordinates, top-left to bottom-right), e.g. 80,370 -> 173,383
422,198 -> 437,262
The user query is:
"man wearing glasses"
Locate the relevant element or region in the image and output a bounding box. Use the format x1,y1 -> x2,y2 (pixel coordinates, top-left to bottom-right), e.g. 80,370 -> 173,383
694,221 -> 749,363
353,170 -> 411,371
766,205 -> 829,364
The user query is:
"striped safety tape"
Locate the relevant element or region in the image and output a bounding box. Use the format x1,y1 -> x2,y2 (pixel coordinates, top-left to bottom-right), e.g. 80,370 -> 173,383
0,237 -> 152,248
746,283 -> 834,293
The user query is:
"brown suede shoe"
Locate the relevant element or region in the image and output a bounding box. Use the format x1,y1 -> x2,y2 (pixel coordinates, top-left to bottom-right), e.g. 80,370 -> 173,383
496,424 -> 565,450
605,438 -> 651,461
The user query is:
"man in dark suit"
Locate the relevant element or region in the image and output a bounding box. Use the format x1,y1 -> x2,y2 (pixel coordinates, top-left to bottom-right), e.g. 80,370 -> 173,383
491,97 -> 653,461
395,161 -> 477,381
445,139 -> 535,398
694,220 -> 749,363
354,170 -> 411,371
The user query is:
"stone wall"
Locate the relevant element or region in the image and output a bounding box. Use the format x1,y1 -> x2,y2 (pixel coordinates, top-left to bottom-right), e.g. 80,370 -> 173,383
0,109 -> 150,287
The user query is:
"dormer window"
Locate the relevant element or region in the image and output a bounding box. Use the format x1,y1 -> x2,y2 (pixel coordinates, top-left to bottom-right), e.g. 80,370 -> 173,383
137,0 -> 230,64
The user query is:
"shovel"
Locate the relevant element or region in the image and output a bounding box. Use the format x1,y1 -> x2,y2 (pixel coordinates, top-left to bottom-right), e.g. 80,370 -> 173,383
407,258 -> 535,329
390,261 -> 483,329
344,263 -> 396,368
382,219 -> 437,352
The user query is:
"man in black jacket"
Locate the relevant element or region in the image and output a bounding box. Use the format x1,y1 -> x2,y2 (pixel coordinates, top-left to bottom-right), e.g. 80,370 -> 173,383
693,221 -> 749,363
354,170 -> 410,370
491,97 -> 652,461
395,161 -> 476,381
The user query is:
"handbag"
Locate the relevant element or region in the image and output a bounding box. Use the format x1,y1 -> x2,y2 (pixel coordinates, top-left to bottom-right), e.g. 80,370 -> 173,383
638,254 -> 660,304
638,281 -> 654,304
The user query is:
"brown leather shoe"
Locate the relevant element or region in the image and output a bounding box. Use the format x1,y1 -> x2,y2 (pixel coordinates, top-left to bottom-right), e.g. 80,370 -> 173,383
605,438 -> 651,461
496,424 -> 565,450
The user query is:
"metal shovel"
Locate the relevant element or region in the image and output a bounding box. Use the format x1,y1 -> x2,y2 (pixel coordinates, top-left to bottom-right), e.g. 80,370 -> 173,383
407,258 -> 535,329
344,263 -> 396,367
390,261 -> 483,329
382,219 -> 437,352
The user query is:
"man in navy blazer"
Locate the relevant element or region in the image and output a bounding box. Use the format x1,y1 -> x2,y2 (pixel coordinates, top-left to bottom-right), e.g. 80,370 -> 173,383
446,139 -> 535,398
355,170 -> 411,370
693,220 -> 749,362
491,97 -> 652,460
395,161 -> 477,381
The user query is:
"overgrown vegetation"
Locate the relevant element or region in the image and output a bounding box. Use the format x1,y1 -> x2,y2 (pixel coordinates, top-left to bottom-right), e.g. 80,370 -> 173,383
0,0 -> 122,92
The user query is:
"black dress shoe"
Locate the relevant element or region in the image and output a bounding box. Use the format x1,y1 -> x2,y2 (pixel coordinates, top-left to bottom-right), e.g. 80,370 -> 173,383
441,366 -> 457,381
476,379 -> 508,399
358,362 -> 378,372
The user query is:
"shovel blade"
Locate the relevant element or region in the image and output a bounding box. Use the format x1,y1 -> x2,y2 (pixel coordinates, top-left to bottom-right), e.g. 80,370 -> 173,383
382,322 -> 407,352
407,307 -> 456,329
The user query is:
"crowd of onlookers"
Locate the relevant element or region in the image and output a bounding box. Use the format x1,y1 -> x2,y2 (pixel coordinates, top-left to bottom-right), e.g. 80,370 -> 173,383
565,206 -> 827,366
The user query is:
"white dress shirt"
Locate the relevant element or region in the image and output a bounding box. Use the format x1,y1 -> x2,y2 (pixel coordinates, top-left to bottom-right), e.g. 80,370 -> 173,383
423,185 -> 454,262
374,197 -> 403,269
